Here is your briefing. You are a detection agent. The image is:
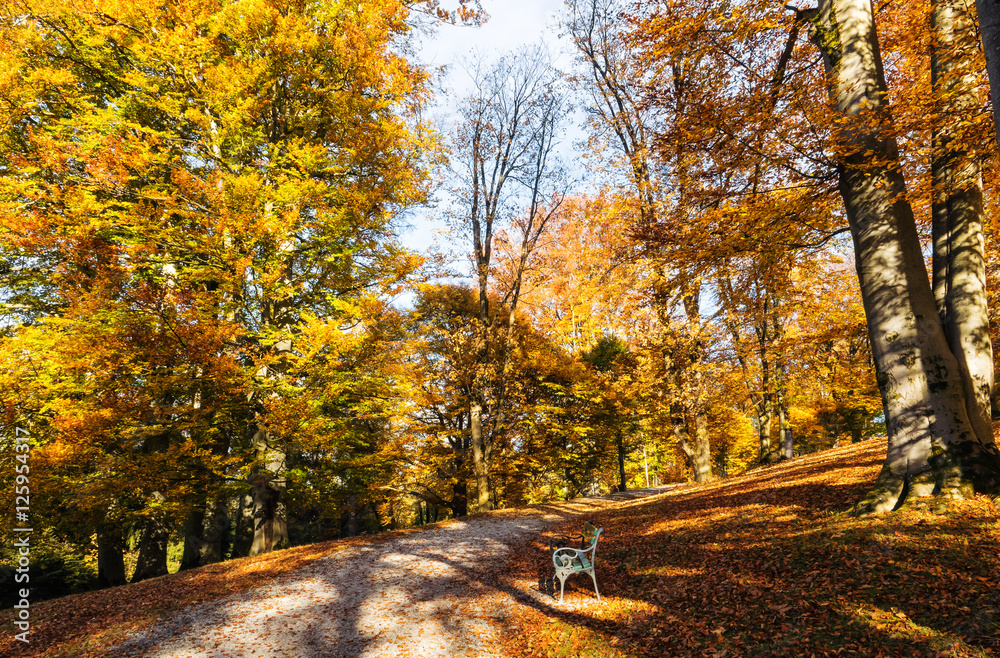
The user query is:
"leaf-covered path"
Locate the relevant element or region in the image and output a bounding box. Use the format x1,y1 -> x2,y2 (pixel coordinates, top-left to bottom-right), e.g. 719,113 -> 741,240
105,491 -> 668,658
112,512 -> 554,657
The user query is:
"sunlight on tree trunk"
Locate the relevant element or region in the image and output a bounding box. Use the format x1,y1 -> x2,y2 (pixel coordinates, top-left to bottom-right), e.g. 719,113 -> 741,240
931,0 -> 995,447
804,0 -> 1000,513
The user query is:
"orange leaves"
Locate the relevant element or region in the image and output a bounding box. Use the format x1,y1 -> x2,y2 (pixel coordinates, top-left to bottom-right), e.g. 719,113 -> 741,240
517,193 -> 651,352
1,440 -> 998,657
0,0 -> 436,558
496,440 -> 1000,657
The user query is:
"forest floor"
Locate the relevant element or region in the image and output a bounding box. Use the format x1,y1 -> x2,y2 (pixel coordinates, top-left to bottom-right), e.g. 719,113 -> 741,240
3,438 -> 1000,658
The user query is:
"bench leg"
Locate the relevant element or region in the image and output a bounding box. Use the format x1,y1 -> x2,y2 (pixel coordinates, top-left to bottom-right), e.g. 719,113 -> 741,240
556,572 -> 568,603
589,570 -> 600,600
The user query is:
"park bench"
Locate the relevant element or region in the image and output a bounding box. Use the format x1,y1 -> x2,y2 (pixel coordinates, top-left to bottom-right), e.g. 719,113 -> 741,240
548,521 -> 603,603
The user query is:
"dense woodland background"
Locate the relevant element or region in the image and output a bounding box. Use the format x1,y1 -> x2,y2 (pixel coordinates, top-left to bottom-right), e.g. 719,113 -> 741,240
1,0 -> 998,603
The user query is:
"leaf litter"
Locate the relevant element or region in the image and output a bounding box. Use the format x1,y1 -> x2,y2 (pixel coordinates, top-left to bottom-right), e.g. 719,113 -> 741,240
2,439 -> 999,657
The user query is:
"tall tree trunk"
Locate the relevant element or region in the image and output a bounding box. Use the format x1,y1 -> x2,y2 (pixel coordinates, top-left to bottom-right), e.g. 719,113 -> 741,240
674,404 -> 713,483
179,507 -> 205,571
183,499 -> 228,567
452,481 -> 468,517
778,395 -> 793,459
674,414 -> 695,475
132,424 -> 171,581
805,0 -> 999,513
200,500 -> 228,564
771,297 -> 794,460
682,282 -> 714,481
757,404 -> 774,464
96,524 -> 126,588
131,507 -> 170,583
690,405 -> 713,481
974,0 -> 1000,150
931,0 -> 995,447
469,399 -> 492,512
248,425 -> 288,555
232,492 -> 254,558
756,297 -> 781,464
616,429 -> 628,491
247,252 -> 294,555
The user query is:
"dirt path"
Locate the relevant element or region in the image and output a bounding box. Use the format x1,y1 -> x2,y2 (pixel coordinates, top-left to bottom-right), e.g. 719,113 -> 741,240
109,489 -> 674,658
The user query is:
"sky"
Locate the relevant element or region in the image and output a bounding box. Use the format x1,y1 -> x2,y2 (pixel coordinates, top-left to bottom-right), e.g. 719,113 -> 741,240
398,0 -> 580,265
419,0 -> 570,72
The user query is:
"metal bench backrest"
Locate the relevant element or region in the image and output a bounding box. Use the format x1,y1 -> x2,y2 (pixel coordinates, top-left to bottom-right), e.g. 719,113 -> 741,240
582,522 -> 601,551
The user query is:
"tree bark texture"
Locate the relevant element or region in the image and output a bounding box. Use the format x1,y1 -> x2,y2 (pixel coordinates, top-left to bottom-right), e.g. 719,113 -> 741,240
469,399 -> 492,512
96,525 -> 127,588
974,0 -> 1000,149
131,512 -> 170,583
691,407 -> 713,482
232,492 -> 255,558
674,405 -> 713,483
757,405 -> 774,465
249,477 -> 287,554
182,500 -> 228,568
248,426 -> 288,555
931,0 -> 995,447
806,0 -> 999,512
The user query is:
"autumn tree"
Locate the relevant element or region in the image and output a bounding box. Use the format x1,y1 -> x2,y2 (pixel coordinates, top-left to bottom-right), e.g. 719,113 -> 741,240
718,265 -> 786,464
0,0 -> 434,587
579,335 -> 641,492
450,46 -> 567,511
515,193 -> 651,352
568,0 -> 722,482
799,0 -> 998,511
929,0 -> 994,445
974,0 -> 1000,149
401,284 -> 586,511
626,0 -> 998,509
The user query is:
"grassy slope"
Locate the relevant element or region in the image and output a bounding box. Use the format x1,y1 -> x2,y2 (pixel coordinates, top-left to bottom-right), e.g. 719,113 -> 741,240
3,438 -> 999,657
504,439 -> 1000,658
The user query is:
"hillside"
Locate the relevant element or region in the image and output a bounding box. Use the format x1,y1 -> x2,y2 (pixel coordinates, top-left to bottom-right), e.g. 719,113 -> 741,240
4,439 -> 999,657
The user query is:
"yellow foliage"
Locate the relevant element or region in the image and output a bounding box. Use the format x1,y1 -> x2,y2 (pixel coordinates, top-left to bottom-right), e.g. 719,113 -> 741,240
709,406 -> 757,476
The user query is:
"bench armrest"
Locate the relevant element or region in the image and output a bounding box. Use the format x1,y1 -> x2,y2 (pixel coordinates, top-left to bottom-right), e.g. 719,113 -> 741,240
549,534 -> 583,553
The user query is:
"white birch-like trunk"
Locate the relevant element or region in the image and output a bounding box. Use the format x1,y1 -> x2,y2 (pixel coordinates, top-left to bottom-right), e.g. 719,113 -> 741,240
974,0 -> 1000,150
806,0 -> 999,512
931,0 -> 995,447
